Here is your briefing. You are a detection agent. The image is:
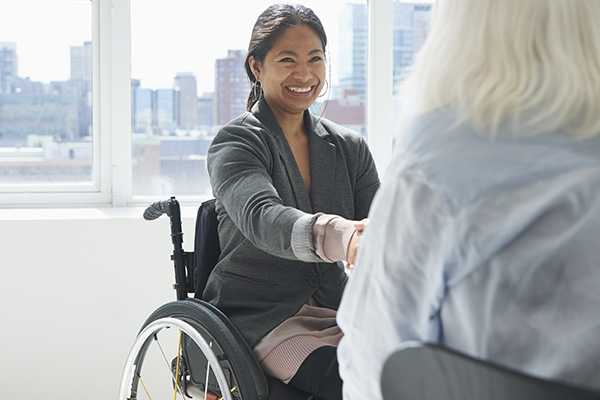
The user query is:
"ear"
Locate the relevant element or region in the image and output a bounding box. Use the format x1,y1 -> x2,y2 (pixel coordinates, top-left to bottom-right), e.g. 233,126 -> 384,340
248,55 -> 261,81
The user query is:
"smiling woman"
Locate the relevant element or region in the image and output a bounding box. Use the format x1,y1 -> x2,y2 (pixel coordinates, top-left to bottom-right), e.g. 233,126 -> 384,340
247,23 -> 327,192
202,4 -> 380,399
248,25 -> 326,132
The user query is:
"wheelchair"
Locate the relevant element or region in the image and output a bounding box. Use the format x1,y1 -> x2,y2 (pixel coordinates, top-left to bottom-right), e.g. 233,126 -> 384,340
119,197 -> 310,400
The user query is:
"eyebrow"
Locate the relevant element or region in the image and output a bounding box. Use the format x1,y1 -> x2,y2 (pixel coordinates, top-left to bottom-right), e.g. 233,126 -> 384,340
274,49 -> 324,58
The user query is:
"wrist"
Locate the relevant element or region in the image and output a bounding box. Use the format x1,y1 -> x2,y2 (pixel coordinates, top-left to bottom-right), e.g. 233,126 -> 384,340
313,214 -> 356,262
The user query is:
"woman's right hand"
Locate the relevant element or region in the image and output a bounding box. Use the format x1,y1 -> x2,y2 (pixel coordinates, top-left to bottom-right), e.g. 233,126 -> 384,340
347,219 -> 369,266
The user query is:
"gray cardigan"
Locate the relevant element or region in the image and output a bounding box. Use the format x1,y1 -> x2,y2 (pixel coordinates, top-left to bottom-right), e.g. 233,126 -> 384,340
204,99 -> 380,347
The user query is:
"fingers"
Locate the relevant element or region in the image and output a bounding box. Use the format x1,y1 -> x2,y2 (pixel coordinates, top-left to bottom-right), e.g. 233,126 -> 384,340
346,229 -> 363,265
353,218 -> 369,232
347,218 -> 370,265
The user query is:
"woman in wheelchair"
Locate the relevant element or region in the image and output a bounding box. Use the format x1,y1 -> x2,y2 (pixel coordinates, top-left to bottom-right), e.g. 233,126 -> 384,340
203,4 -> 379,400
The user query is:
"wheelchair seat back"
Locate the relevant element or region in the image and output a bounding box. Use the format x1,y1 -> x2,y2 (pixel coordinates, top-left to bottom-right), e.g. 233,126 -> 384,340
193,198 -> 220,298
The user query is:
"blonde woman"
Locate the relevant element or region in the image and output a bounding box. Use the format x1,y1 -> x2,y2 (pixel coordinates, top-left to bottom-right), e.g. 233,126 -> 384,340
337,1 -> 600,399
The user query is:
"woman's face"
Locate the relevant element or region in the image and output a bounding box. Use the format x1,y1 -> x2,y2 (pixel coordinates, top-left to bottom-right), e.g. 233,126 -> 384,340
249,24 -> 326,120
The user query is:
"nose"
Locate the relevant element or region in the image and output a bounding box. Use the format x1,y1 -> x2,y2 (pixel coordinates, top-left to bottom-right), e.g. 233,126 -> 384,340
294,61 -> 312,81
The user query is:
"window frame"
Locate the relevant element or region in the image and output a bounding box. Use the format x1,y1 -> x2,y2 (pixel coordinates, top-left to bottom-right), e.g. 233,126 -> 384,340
0,0 -> 395,208
0,0 -> 111,206
367,0 -> 394,177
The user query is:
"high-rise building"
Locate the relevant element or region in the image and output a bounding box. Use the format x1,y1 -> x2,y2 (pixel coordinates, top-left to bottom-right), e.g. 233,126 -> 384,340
338,4 -> 367,99
412,5 -> 431,53
393,2 -> 432,86
0,43 -> 85,144
131,83 -> 175,135
154,88 -> 174,133
0,42 -> 18,94
214,50 -> 251,125
70,41 -> 93,138
337,2 -> 432,98
174,72 -> 198,130
197,92 -> 214,128
132,83 -> 152,133
70,41 -> 92,82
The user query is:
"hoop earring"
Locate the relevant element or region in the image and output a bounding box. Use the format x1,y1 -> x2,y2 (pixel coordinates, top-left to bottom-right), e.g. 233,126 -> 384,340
253,81 -> 263,100
318,80 -> 329,98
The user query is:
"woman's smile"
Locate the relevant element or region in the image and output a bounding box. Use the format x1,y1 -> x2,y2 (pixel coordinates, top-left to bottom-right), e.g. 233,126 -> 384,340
286,85 -> 316,95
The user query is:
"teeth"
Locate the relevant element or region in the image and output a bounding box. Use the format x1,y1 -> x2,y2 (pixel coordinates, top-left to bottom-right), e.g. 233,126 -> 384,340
288,86 -> 312,93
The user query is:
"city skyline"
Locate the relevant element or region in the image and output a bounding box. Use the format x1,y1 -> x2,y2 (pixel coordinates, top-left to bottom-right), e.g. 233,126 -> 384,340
1,0 -> 432,94
2,1 -> 432,143
1,0 -> 432,193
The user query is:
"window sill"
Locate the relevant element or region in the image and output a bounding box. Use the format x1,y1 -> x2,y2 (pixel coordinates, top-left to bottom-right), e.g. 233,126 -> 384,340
0,205 -> 198,221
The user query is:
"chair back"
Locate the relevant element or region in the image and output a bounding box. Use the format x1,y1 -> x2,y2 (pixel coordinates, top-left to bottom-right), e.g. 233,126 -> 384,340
193,198 -> 221,298
381,344 -> 600,400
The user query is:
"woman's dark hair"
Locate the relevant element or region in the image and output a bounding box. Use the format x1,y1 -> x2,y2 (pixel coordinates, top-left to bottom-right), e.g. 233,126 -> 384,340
245,3 -> 327,111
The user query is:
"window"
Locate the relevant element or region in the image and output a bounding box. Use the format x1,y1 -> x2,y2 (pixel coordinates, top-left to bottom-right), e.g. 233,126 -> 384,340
0,0 -> 101,205
0,0 -> 423,208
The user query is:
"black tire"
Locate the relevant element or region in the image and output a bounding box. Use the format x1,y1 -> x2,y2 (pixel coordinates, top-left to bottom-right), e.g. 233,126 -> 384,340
119,299 -> 267,400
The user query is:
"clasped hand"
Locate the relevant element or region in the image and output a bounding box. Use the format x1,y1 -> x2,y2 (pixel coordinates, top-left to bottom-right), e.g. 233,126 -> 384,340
346,219 -> 369,269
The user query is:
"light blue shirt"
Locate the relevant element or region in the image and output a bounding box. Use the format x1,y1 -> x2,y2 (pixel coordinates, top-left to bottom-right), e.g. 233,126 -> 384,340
337,108 -> 600,400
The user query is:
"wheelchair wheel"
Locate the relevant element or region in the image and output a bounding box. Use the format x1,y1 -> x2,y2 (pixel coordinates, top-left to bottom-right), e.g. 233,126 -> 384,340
119,299 -> 265,400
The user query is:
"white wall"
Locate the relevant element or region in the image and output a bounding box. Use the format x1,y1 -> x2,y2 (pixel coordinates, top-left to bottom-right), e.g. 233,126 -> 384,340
0,207 -> 196,399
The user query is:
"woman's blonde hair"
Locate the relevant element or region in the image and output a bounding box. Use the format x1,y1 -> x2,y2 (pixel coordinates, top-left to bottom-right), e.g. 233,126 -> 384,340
399,0 -> 600,137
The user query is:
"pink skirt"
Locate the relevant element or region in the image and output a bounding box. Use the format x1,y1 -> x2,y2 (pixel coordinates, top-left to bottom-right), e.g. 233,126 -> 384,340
253,300 -> 343,384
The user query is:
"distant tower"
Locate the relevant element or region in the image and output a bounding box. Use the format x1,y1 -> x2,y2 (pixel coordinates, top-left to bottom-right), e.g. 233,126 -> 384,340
70,41 -> 93,138
0,42 -> 18,94
197,92 -> 214,128
393,2 -> 432,86
154,88 -> 175,133
337,3 -> 432,97
131,82 -> 152,133
214,50 -> 251,125
338,4 -> 367,99
70,41 -> 92,82
174,72 -> 198,130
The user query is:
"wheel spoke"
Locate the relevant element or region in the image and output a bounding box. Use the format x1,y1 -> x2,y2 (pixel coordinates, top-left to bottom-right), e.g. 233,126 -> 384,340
154,331 -> 187,399
203,340 -> 214,400
173,330 -> 183,400
137,373 -> 152,400
218,386 -> 238,400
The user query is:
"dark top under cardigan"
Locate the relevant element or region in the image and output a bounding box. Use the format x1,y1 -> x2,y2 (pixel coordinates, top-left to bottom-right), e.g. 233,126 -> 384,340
204,99 -> 380,347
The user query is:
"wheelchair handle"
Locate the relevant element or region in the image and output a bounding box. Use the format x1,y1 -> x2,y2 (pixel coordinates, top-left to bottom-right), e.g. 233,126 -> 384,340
143,197 -> 175,221
144,197 -> 191,300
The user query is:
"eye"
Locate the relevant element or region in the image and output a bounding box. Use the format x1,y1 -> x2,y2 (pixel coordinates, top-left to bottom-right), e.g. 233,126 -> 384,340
310,55 -> 323,62
278,57 -> 294,63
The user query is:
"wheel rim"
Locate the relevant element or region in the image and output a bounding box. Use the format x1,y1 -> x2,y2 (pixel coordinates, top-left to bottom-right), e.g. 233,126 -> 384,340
119,317 -> 234,400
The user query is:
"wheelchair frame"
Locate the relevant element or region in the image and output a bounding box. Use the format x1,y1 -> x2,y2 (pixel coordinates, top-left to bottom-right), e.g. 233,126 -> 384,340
119,197 -> 270,400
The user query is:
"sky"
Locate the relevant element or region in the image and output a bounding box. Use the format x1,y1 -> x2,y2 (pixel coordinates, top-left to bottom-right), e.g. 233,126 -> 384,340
0,0 -> 432,94
0,0 -> 91,82
132,0 -> 362,93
